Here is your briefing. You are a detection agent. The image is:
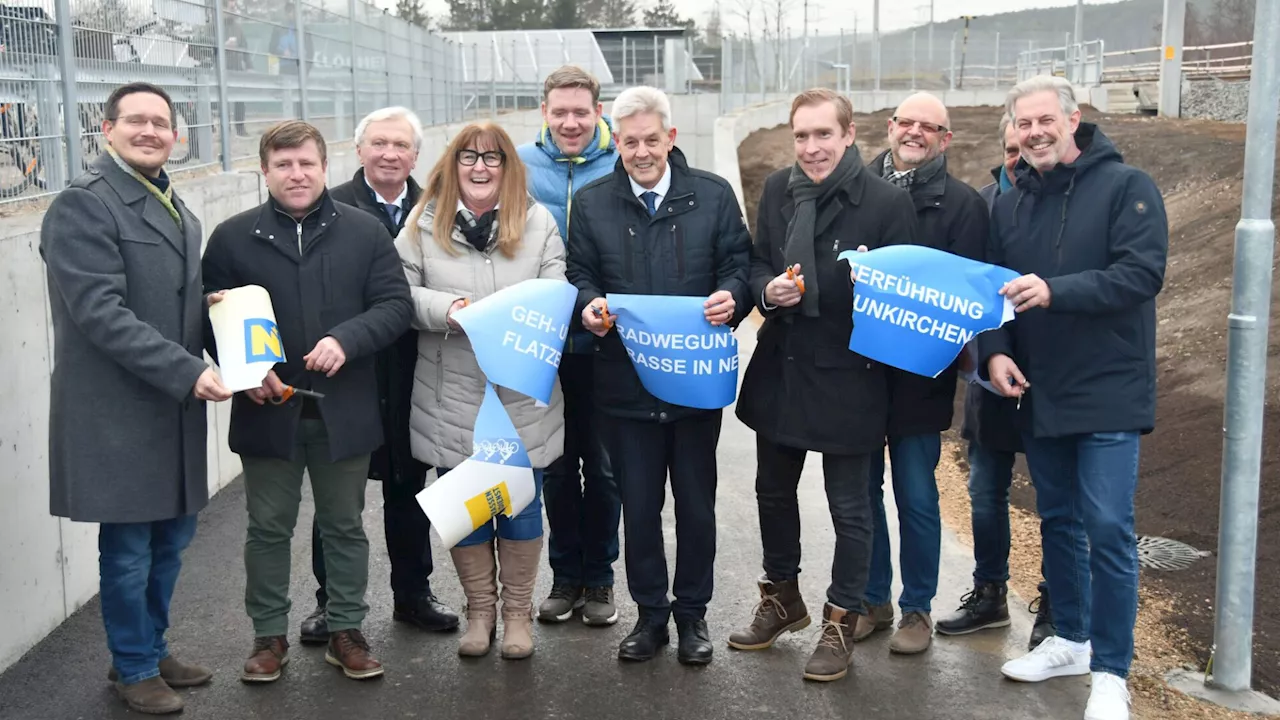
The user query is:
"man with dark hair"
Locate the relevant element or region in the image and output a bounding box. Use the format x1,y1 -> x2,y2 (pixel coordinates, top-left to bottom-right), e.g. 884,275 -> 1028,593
731,87 -> 917,682
293,106 -> 458,644
518,65 -> 622,626
41,81 -> 231,715
203,120 -> 412,684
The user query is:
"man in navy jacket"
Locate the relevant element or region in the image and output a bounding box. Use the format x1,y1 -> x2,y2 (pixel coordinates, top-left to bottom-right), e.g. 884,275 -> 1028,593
980,75 -> 1167,720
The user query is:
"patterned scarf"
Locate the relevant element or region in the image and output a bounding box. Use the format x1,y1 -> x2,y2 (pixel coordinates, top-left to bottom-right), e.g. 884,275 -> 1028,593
880,151 -> 946,191
106,146 -> 182,230
455,206 -> 497,253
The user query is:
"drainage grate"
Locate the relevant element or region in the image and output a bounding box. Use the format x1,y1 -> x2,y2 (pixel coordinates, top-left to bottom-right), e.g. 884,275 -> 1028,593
1136,535 -> 1209,571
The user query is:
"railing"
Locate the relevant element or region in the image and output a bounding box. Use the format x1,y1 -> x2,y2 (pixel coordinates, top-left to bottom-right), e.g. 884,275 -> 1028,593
1101,41 -> 1254,81
1016,40 -> 1105,85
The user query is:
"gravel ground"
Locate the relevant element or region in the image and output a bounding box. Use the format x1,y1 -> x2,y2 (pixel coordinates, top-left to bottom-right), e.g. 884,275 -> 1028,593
1180,79 -> 1250,123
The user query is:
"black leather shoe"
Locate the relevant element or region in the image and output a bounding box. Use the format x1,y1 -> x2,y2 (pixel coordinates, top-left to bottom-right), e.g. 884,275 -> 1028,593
299,604 -> 329,645
1028,591 -> 1056,650
676,619 -> 713,665
935,583 -> 1010,636
394,593 -> 461,632
618,618 -> 669,662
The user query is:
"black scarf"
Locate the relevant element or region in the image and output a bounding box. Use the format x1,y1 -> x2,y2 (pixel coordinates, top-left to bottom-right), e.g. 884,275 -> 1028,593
455,207 -> 497,252
785,148 -> 860,317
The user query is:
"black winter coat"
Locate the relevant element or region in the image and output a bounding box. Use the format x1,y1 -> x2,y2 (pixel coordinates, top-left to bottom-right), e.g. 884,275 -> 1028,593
203,191 -> 412,461
736,150 -> 919,455
979,124 -> 1167,438
566,147 -> 752,423
962,165 -> 1022,455
330,169 -> 428,483
869,151 -> 989,437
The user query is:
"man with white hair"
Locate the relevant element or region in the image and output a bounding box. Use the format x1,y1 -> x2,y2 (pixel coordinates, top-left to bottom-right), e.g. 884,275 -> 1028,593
566,86 -> 751,665
861,91 -> 988,655
297,107 -> 460,643
980,75 -> 1167,720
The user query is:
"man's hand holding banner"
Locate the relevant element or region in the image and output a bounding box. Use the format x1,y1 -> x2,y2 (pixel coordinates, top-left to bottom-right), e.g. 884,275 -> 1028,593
207,285 -> 286,391
605,294 -> 739,410
839,245 -> 1020,379
414,278 -> 576,548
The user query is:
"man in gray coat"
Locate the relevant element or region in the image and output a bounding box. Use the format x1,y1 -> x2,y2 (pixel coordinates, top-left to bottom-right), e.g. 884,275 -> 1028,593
39,82 -> 232,716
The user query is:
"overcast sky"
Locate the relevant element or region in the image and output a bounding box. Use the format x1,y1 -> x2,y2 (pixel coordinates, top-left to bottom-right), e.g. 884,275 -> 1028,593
396,0 -> 1118,36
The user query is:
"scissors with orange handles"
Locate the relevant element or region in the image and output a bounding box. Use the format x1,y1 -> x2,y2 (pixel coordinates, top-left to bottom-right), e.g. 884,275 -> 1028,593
591,301 -> 616,330
786,264 -> 806,294
270,386 -> 325,405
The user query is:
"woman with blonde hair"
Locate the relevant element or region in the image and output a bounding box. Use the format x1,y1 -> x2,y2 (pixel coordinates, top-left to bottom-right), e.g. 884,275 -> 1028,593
395,121 -> 565,660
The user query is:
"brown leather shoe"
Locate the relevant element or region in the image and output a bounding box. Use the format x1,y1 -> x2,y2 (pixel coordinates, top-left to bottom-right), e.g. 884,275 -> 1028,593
325,629 -> 384,679
107,655 -> 213,687
888,611 -> 934,654
727,576 -> 810,651
114,676 -> 184,714
241,635 -> 289,683
852,601 -> 894,641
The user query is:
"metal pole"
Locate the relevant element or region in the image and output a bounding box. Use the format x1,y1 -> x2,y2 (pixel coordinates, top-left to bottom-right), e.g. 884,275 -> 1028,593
347,0 -> 359,125
928,0 -> 934,65
471,42 -> 478,119
295,0 -> 310,121
512,38 -> 518,111
873,0 -> 880,91
212,0 -> 232,171
653,35 -> 659,84
1212,0 -> 1280,695
949,33 -> 956,90
994,31 -> 1001,88
1158,0 -> 1187,118
622,38 -> 628,86
54,0 -> 81,181
1074,0 -> 1084,48
911,29 -> 917,89
490,38 -> 497,119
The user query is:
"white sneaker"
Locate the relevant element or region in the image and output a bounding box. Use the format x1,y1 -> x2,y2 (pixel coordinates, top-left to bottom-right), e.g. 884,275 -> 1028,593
1084,672 -> 1130,720
1000,636 -> 1092,682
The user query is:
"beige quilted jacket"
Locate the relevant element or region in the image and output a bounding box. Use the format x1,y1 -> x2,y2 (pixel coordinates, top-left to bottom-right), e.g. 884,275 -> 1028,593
394,196 -> 566,469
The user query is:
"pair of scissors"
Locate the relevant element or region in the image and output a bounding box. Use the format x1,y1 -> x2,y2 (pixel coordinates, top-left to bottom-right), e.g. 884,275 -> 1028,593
591,302 -> 615,330
270,386 -> 325,405
786,264 -> 806,294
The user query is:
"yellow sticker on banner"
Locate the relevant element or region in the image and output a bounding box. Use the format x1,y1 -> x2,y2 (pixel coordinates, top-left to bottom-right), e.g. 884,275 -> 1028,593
465,483 -> 511,530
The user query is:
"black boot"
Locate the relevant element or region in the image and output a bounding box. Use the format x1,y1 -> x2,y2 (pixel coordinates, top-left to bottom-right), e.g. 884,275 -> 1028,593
393,591 -> 461,632
676,618 -> 713,665
618,615 -> 669,662
1028,587 -> 1056,649
935,583 -> 1010,636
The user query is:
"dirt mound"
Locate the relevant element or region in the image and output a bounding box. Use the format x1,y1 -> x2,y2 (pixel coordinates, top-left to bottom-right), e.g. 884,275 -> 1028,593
738,107 -> 1280,698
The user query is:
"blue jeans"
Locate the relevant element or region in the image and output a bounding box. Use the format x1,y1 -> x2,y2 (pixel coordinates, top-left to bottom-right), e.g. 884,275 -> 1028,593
99,515 -> 199,685
437,467 -> 545,547
866,434 -> 942,614
1023,431 -> 1140,678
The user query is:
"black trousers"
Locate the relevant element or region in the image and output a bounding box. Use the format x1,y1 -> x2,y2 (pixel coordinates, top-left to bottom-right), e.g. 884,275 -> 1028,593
756,436 -> 874,611
613,410 -> 722,624
313,466 -> 433,606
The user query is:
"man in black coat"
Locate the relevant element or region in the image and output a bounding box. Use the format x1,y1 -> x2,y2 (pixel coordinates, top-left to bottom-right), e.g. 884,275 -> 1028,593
861,92 -> 988,655
202,121 -> 411,684
729,88 -> 918,682
567,86 -> 751,666
936,113 -> 1055,649
981,76 -> 1167,719
297,107 -> 459,644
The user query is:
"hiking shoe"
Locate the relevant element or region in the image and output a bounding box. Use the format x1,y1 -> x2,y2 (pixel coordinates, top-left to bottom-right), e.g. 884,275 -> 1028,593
582,586 -> 619,626
537,583 -> 584,623
108,655 -> 212,687
889,611 -> 934,654
325,629 -> 384,680
1085,672 -> 1131,720
1001,636 -> 1091,682
802,603 -> 856,682
936,583 -> 1011,636
113,676 -> 183,714
1028,593 -> 1057,650
852,601 -> 894,641
727,576 -> 810,651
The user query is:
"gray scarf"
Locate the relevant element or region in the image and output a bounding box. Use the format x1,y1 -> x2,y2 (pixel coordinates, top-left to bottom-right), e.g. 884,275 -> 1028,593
785,148 -> 860,317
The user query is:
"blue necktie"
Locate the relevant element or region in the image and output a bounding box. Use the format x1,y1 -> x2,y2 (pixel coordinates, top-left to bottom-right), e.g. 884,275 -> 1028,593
385,203 -> 400,226
642,191 -> 658,216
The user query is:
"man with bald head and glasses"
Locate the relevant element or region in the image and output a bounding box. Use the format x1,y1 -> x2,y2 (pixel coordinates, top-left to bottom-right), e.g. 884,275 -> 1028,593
860,91 -> 989,655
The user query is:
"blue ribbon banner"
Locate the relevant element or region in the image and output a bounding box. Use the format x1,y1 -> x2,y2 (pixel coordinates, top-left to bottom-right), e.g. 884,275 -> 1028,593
606,293 -> 739,410
452,278 -> 577,404
837,245 -> 1019,378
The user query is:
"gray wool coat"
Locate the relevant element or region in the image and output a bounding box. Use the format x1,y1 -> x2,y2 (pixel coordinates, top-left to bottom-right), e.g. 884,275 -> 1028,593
40,153 -> 212,524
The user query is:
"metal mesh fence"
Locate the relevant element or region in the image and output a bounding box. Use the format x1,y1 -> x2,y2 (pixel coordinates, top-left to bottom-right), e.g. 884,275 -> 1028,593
0,0 -> 470,205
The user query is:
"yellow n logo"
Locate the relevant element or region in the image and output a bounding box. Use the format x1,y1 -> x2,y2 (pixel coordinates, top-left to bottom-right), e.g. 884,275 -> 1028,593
244,319 -> 284,363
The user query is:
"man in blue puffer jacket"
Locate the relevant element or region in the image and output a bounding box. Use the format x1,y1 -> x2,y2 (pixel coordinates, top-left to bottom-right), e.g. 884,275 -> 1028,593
516,65 -> 622,628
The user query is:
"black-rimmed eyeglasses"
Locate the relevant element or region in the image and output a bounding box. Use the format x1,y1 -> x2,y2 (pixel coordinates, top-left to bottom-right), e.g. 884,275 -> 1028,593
457,149 -> 506,167
892,116 -> 948,135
